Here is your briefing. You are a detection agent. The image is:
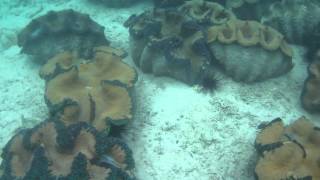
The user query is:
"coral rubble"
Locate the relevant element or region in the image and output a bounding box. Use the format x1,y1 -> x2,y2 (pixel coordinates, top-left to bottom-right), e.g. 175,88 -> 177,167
18,9 -> 109,63
254,117 -> 320,179
0,120 -> 135,179
42,46 -> 137,132
207,19 -> 293,82
301,54 -> 320,113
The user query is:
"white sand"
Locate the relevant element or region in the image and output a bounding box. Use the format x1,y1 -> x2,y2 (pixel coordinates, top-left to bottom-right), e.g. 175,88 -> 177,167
0,1 -> 319,179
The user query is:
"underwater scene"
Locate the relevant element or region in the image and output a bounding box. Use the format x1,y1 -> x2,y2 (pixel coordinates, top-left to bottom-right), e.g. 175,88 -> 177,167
0,0 -> 320,179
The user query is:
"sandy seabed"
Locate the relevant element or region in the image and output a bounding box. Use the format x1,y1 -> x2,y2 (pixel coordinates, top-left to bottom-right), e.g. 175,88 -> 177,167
0,0 -> 319,179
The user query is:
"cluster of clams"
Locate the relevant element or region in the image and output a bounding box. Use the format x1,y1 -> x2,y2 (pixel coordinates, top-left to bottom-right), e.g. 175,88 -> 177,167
1,0 -> 320,179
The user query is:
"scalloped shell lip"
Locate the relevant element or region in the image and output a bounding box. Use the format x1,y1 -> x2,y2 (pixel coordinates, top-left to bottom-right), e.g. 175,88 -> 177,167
259,26 -> 282,51
279,40 -> 293,57
236,20 -> 260,46
206,26 -> 220,43
212,9 -> 235,25
179,0 -> 235,25
217,21 -> 237,44
207,19 -> 293,58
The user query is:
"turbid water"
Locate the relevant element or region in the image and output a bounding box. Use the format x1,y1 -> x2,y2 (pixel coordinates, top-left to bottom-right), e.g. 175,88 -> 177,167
0,0 -> 320,179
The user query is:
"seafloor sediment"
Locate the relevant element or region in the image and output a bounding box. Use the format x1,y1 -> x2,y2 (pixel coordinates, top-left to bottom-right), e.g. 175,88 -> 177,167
0,0 -> 319,179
